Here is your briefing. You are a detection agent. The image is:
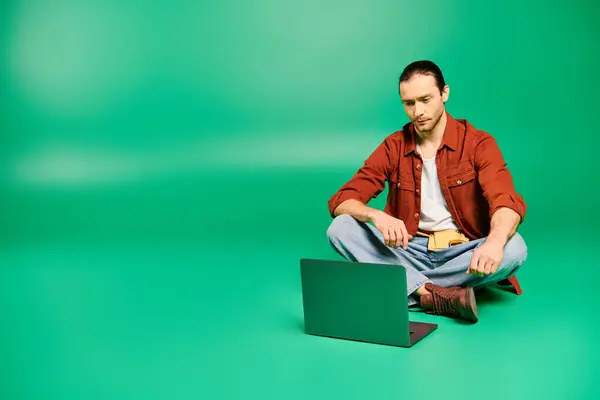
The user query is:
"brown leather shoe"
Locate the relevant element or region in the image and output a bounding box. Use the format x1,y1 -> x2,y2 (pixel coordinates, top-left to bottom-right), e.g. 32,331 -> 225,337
420,283 -> 478,323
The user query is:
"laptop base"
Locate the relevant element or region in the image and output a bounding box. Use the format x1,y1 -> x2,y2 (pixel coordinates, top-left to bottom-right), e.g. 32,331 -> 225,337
304,321 -> 438,348
409,321 -> 438,346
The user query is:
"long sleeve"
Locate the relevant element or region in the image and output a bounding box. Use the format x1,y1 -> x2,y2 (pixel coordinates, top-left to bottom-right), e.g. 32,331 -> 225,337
473,134 -> 527,222
327,137 -> 395,217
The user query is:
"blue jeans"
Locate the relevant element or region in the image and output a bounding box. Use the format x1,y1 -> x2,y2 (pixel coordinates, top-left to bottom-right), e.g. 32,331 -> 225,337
327,215 -> 528,306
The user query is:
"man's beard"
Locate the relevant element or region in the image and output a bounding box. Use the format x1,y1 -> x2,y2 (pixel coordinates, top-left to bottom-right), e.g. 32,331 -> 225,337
415,109 -> 442,134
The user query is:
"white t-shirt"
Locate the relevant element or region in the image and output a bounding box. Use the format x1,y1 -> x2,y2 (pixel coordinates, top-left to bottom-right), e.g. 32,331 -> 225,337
416,143 -> 459,231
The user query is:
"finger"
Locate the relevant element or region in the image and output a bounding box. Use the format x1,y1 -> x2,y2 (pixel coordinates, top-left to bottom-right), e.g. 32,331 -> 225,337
485,258 -> 496,275
387,228 -> 396,247
400,225 -> 409,250
471,256 -> 482,277
481,258 -> 491,277
383,229 -> 390,246
491,254 -> 502,274
490,260 -> 500,274
468,252 -> 479,275
394,227 -> 402,248
394,229 -> 401,248
481,261 -> 489,275
477,257 -> 488,277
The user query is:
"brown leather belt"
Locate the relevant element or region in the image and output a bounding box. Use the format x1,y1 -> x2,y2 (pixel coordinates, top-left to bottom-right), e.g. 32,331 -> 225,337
416,229 -> 470,251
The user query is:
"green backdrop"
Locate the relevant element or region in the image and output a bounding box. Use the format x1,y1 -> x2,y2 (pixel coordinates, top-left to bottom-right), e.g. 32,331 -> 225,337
1,1 -> 599,399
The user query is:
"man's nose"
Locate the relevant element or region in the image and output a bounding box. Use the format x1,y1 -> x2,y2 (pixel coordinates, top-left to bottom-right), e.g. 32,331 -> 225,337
415,102 -> 424,116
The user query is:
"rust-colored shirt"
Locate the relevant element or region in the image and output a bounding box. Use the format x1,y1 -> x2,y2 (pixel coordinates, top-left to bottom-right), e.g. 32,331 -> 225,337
327,113 -> 526,240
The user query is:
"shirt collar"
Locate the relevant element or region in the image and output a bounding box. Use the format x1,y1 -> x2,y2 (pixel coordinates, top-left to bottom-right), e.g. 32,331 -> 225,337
404,112 -> 459,156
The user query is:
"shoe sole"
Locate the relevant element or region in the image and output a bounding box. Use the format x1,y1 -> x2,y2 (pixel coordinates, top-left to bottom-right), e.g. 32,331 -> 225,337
464,287 -> 478,322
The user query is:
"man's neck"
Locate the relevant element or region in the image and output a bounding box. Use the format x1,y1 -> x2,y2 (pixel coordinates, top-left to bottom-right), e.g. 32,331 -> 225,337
415,111 -> 447,147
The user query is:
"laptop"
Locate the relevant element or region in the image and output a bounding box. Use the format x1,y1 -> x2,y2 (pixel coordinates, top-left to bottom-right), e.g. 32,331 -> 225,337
300,258 -> 437,347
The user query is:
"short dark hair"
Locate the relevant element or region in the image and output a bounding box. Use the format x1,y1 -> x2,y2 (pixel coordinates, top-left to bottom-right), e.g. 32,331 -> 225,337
399,60 -> 446,93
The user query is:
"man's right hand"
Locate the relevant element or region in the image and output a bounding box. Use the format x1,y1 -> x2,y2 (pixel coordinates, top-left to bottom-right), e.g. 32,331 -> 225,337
368,210 -> 413,250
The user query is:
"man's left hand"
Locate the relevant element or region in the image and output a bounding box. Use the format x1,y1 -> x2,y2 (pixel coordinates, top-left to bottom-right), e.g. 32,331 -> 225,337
467,239 -> 504,278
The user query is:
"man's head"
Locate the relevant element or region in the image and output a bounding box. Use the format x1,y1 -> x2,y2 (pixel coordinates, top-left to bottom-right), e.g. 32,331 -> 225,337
398,60 -> 449,133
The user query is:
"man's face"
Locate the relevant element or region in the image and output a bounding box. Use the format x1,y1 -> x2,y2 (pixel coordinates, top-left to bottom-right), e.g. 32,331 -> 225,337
399,74 -> 449,133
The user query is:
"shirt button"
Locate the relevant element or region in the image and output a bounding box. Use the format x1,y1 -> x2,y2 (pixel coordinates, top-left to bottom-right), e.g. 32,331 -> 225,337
415,212 -> 419,218
457,179 -> 462,185
416,164 -> 421,170
416,188 -> 420,194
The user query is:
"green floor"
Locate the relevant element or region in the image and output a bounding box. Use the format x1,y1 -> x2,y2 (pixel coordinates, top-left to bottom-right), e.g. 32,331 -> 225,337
3,0 -> 600,398
1,173 -> 599,399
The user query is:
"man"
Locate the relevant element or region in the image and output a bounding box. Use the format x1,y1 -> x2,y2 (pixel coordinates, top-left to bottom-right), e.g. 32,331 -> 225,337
326,60 -> 528,323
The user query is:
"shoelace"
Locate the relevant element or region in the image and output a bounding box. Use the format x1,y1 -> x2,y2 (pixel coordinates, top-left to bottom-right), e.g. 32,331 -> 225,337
430,286 -> 460,315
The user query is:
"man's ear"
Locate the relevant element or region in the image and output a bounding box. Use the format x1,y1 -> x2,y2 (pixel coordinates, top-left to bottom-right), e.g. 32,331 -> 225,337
441,85 -> 450,103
